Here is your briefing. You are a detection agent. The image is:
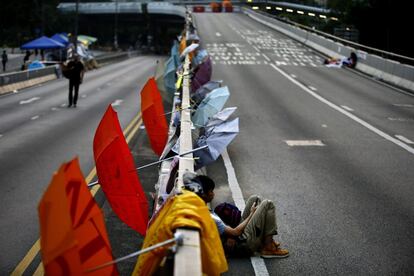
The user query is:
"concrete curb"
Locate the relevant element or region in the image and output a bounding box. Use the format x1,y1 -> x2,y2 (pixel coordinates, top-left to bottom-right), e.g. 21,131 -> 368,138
0,74 -> 56,95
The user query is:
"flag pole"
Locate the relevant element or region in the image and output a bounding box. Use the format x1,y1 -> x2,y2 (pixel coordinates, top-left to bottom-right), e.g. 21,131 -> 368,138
85,232 -> 184,273
87,145 -> 207,187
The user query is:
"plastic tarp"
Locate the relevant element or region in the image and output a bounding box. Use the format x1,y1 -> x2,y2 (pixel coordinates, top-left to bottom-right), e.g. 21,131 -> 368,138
21,36 -> 65,50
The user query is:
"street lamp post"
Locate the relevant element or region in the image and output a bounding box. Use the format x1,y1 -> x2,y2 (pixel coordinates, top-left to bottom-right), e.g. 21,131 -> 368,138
114,0 -> 119,50
74,0 -> 79,55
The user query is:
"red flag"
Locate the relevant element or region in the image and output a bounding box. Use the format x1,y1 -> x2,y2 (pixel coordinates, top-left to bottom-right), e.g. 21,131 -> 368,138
38,158 -> 118,276
93,105 -> 149,235
141,77 -> 168,156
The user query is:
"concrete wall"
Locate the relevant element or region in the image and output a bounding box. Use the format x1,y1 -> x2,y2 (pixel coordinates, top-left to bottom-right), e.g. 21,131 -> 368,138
244,8 -> 414,92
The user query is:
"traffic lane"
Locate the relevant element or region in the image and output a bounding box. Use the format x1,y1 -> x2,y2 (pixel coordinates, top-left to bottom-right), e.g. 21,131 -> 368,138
195,13 -> 250,45
0,57 -> 154,135
0,56 -> 158,274
200,12 -> 414,274
213,57 -> 414,274
282,65 -> 414,142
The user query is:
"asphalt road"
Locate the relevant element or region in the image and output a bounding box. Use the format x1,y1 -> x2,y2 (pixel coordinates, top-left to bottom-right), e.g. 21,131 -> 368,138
0,56 -> 162,274
194,13 -> 414,275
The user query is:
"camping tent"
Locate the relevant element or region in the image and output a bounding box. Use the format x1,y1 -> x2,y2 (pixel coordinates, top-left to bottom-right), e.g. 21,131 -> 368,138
21,36 -> 65,50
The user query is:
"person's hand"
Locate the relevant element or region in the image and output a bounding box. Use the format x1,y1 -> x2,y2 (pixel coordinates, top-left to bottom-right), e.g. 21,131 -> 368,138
225,238 -> 237,251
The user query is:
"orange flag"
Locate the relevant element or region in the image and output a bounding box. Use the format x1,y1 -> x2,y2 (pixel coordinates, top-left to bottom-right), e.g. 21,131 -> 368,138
141,77 -> 168,156
38,158 -> 118,276
93,105 -> 149,236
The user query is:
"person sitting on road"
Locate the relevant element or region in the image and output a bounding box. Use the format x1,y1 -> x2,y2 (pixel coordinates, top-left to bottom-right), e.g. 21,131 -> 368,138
324,52 -> 358,68
186,174 -> 289,259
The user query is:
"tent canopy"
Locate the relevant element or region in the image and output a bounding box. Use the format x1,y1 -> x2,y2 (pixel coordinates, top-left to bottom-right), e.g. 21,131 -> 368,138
21,36 -> 65,50
50,33 -> 69,46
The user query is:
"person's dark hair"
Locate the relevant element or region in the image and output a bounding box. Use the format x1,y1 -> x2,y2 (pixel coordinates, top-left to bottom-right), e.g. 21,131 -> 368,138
194,175 -> 215,193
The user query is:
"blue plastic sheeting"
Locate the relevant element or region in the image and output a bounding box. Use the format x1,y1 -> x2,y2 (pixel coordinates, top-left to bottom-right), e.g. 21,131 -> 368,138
21,36 -> 65,50
28,60 -> 46,70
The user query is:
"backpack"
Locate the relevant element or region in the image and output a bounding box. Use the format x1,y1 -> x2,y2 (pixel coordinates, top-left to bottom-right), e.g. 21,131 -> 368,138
214,202 -> 241,228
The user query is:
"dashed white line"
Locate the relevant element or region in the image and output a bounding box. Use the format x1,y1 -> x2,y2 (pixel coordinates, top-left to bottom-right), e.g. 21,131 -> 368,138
322,124 -> 328,128
252,46 -> 260,52
51,107 -> 58,111
61,103 -> 66,107
216,32 -> 222,37
340,105 -> 354,112
262,54 -> 271,62
111,99 -> 123,107
395,135 -> 414,144
285,140 -> 325,146
81,94 -> 87,98
290,74 -> 297,78
20,97 -> 40,105
270,63 -> 414,155
222,149 -> 269,276
31,115 -> 39,120
308,86 -> 317,91
393,104 -> 414,108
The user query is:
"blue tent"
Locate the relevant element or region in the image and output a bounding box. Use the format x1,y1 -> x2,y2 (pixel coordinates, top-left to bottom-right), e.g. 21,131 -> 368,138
50,33 -> 69,46
21,36 -> 65,50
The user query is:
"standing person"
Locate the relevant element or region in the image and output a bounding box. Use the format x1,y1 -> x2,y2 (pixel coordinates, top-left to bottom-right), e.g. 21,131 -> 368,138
1,50 -> 7,72
66,54 -> 84,108
187,175 -> 290,258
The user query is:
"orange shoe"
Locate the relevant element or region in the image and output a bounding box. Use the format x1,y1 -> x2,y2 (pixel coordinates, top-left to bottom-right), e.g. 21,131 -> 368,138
260,246 -> 289,259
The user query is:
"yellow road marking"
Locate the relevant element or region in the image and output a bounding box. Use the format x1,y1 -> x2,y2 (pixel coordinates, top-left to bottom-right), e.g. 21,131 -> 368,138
11,112 -> 143,275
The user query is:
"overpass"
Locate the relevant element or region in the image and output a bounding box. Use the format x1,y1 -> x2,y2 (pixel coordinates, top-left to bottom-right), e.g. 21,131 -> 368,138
1,6 -> 414,276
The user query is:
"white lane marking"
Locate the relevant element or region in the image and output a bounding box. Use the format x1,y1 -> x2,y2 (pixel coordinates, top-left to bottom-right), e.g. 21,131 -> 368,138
285,140 -> 325,146
31,115 -> 39,120
51,107 -> 58,111
290,74 -> 297,78
13,90 -> 18,93
270,63 -> 414,155
252,46 -> 260,52
340,105 -> 354,112
111,99 -> 123,107
139,125 -> 146,129
216,32 -> 222,37
20,97 -> 40,105
388,117 -> 412,122
395,135 -> 414,144
393,104 -> 414,108
322,124 -> 328,128
81,94 -> 87,98
61,103 -> 66,107
308,86 -> 317,91
222,150 -> 269,276
262,54 -> 271,62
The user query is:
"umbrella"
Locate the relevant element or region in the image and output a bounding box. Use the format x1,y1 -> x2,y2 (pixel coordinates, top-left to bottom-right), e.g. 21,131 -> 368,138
191,56 -> 212,92
191,80 -> 222,105
180,43 -> 199,59
163,56 -> 177,94
78,35 -> 98,46
194,118 -> 239,170
205,107 -> 237,129
192,86 -> 230,127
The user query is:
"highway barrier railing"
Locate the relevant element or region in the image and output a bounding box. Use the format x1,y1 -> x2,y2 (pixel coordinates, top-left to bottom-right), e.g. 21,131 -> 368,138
151,12 -> 203,275
243,7 -> 414,92
0,51 -> 138,95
